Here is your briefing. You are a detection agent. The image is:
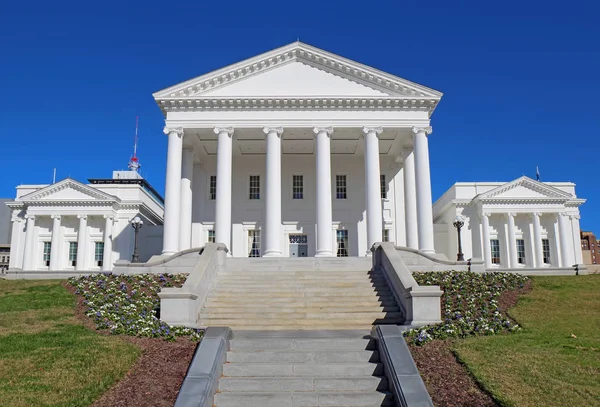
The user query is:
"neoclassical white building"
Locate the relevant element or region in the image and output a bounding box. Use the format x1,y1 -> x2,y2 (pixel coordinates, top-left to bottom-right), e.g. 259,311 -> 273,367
7,169 -> 164,274
433,177 -> 585,270
154,41 -> 442,258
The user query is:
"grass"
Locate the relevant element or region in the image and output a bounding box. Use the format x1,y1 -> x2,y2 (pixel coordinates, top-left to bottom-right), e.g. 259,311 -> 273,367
453,275 -> 600,407
0,279 -> 140,407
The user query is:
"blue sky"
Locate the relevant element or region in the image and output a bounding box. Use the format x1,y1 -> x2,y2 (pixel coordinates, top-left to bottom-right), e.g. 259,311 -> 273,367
1,0 -> 598,231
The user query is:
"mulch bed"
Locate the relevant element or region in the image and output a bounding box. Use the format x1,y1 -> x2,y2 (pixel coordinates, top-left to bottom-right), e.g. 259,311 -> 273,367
63,282 -> 197,407
408,280 -> 532,407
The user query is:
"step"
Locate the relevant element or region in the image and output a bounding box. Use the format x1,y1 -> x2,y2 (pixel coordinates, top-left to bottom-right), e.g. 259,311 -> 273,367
230,338 -> 374,351
218,376 -> 387,392
217,271 -> 375,277
210,287 -> 391,294
204,299 -> 399,307
207,291 -> 391,299
214,391 -> 394,407
226,350 -> 379,363
201,312 -> 403,320
213,281 -> 389,289
215,274 -> 387,281
222,362 -> 384,377
202,306 -> 401,313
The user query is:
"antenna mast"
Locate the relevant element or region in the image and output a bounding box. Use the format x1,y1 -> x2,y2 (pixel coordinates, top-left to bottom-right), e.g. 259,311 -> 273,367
128,116 -> 141,172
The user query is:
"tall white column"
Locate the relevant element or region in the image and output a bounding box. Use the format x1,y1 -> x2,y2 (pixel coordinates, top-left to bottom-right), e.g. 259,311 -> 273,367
102,215 -> 114,271
49,215 -> 61,270
402,147 -> 418,249
481,213 -> 492,269
263,127 -> 283,257
22,215 -> 35,270
393,162 -> 406,247
412,126 -> 435,253
363,127 -> 383,254
558,212 -> 573,267
162,126 -> 184,255
9,217 -> 23,269
506,213 -> 518,268
179,148 -> 195,251
570,214 -> 583,264
76,215 -> 87,271
532,212 -> 543,267
214,127 -> 234,251
314,127 -> 334,257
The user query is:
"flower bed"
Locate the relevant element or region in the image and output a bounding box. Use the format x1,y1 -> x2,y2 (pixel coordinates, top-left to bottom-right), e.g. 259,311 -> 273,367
68,273 -> 203,341
405,271 -> 529,345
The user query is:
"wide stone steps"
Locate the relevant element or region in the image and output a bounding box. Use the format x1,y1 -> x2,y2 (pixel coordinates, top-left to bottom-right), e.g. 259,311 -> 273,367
203,311 -> 403,320
204,306 -> 401,313
215,332 -> 394,407
204,298 -> 399,307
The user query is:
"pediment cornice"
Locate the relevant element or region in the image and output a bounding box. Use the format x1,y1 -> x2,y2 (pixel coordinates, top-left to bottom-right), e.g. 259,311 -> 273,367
475,176 -> 572,201
153,42 -> 442,115
18,178 -> 120,204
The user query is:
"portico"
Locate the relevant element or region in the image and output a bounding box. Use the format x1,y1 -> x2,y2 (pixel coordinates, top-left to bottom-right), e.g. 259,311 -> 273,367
154,42 -> 443,258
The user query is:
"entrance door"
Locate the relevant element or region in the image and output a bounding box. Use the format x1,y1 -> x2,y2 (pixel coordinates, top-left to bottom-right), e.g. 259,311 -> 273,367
289,234 -> 308,257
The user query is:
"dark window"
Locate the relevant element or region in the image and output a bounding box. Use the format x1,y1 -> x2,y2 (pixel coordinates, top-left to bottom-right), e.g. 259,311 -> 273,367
380,174 -> 387,199
209,176 -> 217,200
249,175 -> 260,200
490,239 -> 501,264
292,175 -> 303,199
516,239 -> 526,264
336,175 -> 347,199
336,230 -> 349,257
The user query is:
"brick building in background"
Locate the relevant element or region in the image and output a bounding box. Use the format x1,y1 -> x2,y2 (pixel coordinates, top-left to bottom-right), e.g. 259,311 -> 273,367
581,231 -> 598,265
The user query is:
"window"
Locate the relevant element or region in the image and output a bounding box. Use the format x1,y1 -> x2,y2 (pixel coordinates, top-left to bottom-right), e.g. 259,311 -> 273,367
292,175 -> 303,199
43,242 -> 51,266
516,239 -> 526,264
336,230 -> 349,257
248,230 -> 261,257
542,239 -> 551,264
95,242 -> 104,267
380,174 -> 387,199
249,175 -> 260,200
382,229 -> 390,242
490,239 -> 501,265
69,242 -> 78,267
336,175 -> 347,199
207,230 -> 215,243
209,175 -> 217,200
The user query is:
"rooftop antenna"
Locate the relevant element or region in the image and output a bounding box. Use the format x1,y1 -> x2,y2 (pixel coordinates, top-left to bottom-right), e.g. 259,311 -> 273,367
53,168 -> 56,183
128,116 -> 141,172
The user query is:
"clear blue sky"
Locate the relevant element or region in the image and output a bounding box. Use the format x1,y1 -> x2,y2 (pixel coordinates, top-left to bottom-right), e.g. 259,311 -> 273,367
1,0 -> 598,231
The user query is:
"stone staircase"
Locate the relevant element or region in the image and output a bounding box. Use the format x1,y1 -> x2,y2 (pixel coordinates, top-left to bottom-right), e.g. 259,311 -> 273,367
214,331 -> 394,407
199,258 -> 404,330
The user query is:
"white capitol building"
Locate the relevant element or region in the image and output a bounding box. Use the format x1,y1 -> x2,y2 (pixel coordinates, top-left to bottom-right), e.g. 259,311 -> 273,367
7,42 -> 585,274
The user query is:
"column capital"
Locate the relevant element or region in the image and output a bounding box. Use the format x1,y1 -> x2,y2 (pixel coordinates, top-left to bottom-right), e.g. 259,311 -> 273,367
25,214 -> 35,221
263,126 -> 283,137
559,211 -> 570,218
412,126 -> 433,136
569,214 -> 581,220
531,212 -> 542,218
77,214 -> 87,220
313,127 -> 334,137
214,127 -> 234,137
50,214 -> 61,220
480,211 -> 491,219
362,126 -> 383,136
163,126 -> 184,137
506,212 -> 517,218
103,214 -> 114,221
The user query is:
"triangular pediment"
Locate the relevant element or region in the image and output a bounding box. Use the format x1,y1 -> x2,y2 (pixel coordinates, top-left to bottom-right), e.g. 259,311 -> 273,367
19,178 -> 119,203
153,41 -> 442,114
478,176 -> 572,200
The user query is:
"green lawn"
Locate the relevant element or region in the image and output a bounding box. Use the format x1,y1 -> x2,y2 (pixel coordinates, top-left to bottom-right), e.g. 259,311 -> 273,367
0,280 -> 140,407
454,275 -> 600,407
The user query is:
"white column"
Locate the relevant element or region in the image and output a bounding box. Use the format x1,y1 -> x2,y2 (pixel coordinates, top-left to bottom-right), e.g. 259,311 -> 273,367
314,127 -> 334,257
22,215 -> 35,270
393,161 -> 406,247
506,213 -> 518,268
179,148 -> 195,251
532,212 -> 543,267
481,213 -> 492,269
162,126 -> 184,255
558,212 -> 573,267
49,215 -> 61,270
102,215 -> 114,271
76,215 -> 87,271
363,127 -> 383,254
214,127 -> 234,251
9,217 -> 23,269
402,147 -> 418,249
263,127 -> 283,257
412,126 -> 435,253
570,214 -> 583,264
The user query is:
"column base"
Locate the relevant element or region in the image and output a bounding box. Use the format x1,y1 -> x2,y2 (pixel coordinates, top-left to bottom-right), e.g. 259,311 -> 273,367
315,251 -> 335,257
263,251 -> 283,257
161,250 -> 177,256
419,249 -> 436,255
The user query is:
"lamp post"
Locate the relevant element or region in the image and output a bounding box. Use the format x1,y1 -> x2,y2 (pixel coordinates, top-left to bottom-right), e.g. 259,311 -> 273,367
131,216 -> 143,263
453,215 -> 465,261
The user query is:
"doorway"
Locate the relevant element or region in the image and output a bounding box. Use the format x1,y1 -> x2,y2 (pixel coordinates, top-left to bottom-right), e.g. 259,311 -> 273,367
289,234 -> 308,257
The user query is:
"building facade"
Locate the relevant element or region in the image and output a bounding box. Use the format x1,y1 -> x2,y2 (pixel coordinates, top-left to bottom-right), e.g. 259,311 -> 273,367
581,231 -> 598,265
433,177 -> 585,270
153,41 -> 442,258
7,170 -> 164,272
